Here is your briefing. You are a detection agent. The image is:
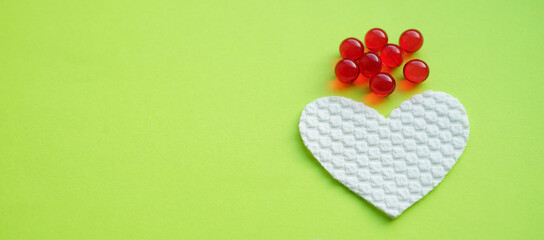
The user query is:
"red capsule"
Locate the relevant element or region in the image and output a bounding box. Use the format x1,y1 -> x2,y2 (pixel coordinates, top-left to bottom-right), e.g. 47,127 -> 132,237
364,28 -> 388,51
335,59 -> 359,83
340,38 -> 364,60
399,29 -> 423,52
403,59 -> 429,83
358,52 -> 382,78
380,44 -> 404,68
370,72 -> 396,96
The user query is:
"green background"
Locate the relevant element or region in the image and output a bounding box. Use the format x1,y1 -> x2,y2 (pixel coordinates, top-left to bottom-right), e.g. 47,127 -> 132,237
1,0 -> 543,239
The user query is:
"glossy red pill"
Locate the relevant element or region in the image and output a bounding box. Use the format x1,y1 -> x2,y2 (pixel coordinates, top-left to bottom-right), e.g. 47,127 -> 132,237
358,52 -> 382,78
380,44 -> 404,68
403,59 -> 429,83
335,59 -> 359,83
370,73 -> 396,96
340,38 -> 364,60
364,28 -> 388,51
399,29 -> 423,52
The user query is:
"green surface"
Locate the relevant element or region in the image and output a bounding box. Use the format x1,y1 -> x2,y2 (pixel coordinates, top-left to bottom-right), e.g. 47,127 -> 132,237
1,0 -> 543,239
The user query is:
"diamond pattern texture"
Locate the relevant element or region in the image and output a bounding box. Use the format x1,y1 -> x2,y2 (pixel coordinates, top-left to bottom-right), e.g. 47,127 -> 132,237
299,91 -> 469,218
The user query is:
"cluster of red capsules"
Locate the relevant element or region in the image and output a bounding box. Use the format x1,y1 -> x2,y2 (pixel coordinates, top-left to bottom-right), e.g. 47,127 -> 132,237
335,28 -> 429,96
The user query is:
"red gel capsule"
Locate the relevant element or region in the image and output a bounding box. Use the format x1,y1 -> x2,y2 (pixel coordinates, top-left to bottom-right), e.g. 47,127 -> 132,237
340,38 -> 364,60
399,29 -> 423,52
370,72 -> 396,96
364,28 -> 388,51
335,59 -> 359,83
358,52 -> 382,78
380,44 -> 404,68
403,59 -> 429,83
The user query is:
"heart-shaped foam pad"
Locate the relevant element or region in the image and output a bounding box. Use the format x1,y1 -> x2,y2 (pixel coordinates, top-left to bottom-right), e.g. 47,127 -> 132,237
299,91 -> 469,218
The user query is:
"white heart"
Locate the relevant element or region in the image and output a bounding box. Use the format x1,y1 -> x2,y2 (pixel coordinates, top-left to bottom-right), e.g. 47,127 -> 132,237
299,91 -> 469,218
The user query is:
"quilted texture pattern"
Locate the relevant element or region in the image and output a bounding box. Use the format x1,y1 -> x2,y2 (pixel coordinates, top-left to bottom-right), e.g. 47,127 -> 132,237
299,91 -> 469,218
